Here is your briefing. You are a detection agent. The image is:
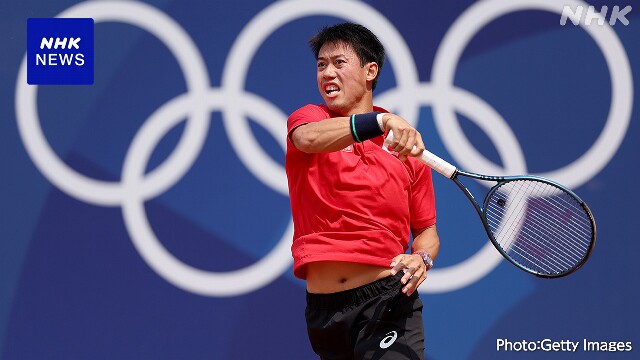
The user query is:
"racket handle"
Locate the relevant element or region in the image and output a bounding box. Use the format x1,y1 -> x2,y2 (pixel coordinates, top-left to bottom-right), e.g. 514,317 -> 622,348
384,131 -> 457,178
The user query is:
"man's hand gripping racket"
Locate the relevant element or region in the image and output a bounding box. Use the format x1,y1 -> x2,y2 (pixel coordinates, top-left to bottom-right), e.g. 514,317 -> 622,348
384,131 -> 596,278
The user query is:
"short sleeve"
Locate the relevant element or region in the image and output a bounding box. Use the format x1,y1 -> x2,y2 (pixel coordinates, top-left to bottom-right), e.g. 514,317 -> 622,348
410,162 -> 437,230
288,105 -> 323,132
287,104 -> 331,150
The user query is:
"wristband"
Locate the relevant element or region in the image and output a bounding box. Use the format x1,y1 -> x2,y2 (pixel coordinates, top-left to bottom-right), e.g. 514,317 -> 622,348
350,112 -> 383,143
376,113 -> 385,131
413,251 -> 434,271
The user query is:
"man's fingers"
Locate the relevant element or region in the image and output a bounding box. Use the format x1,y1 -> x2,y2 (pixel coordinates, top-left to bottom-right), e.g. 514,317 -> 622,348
410,133 -> 425,157
389,128 -> 424,161
390,260 -> 406,275
400,267 -> 415,284
390,254 -> 429,295
403,272 -> 426,296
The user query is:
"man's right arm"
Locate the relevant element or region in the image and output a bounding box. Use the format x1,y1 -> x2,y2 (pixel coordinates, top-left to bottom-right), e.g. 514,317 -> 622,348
290,113 -> 425,160
290,117 -> 353,153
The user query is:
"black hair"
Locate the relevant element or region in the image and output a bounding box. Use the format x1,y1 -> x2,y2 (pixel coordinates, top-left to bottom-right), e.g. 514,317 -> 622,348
309,23 -> 385,90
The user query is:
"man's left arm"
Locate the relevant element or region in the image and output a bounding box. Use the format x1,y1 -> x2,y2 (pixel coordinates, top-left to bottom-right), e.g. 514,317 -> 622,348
390,225 -> 440,296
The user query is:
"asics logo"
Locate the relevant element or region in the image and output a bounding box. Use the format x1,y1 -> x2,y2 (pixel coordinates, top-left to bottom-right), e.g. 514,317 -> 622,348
379,331 -> 398,349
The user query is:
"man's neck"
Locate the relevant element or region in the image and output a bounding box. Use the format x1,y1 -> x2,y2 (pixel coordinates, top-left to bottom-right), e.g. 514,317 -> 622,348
330,96 -> 374,116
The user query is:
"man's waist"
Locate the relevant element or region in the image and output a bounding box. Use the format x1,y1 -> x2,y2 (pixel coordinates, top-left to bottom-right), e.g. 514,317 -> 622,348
305,261 -> 393,294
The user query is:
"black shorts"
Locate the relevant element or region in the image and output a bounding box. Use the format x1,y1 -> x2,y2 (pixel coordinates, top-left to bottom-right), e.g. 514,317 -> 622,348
305,273 -> 424,360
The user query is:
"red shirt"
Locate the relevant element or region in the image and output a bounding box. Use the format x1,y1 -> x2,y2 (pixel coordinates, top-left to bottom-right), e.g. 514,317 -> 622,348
286,104 -> 436,279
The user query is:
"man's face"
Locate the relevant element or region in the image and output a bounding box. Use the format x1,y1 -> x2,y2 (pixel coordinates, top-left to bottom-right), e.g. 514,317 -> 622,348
316,41 -> 374,115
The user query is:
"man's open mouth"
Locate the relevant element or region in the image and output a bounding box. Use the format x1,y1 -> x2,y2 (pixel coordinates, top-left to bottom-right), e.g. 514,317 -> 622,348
324,84 -> 340,96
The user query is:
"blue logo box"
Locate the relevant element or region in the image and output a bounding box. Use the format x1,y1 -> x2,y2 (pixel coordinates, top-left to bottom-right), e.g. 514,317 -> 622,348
27,18 -> 94,85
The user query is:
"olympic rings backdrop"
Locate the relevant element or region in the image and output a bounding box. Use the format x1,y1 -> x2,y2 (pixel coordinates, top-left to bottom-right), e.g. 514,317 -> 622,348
1,0 -> 638,359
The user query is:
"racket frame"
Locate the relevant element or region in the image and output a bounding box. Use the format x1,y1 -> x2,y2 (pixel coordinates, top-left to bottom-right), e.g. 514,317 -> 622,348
450,169 -> 597,278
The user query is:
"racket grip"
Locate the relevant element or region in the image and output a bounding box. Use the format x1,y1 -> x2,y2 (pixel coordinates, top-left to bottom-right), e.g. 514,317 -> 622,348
384,131 -> 457,178
420,149 -> 457,178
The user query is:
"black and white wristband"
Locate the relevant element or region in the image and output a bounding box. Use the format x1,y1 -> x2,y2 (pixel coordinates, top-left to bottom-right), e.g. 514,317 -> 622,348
350,112 -> 385,143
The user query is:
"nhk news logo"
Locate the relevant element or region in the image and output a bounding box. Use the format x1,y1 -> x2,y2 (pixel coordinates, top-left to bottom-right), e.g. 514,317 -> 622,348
27,18 -> 94,85
560,5 -> 632,26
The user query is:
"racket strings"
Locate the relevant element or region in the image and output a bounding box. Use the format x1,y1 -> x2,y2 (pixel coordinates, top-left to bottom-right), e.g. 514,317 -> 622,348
492,184 -> 591,274
500,194 -> 589,261
485,180 -> 593,276
492,191 -> 589,273
489,205 -> 579,274
488,211 -> 573,274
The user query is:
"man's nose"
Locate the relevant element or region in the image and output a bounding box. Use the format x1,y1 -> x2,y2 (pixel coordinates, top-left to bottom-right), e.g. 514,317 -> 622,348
322,64 -> 336,78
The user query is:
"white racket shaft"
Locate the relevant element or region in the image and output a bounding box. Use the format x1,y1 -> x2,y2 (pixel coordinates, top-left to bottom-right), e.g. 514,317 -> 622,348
384,131 -> 457,178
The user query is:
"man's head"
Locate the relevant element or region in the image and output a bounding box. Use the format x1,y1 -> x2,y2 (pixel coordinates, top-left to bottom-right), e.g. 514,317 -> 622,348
309,23 -> 385,114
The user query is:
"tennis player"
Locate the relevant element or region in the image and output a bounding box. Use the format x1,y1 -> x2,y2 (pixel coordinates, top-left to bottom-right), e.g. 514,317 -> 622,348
285,23 -> 440,360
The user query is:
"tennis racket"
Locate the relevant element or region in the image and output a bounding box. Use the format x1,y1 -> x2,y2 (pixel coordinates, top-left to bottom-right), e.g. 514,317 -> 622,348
384,131 -> 596,278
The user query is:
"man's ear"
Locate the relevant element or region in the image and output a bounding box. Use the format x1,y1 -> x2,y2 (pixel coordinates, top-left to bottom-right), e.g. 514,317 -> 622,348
366,62 -> 379,82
